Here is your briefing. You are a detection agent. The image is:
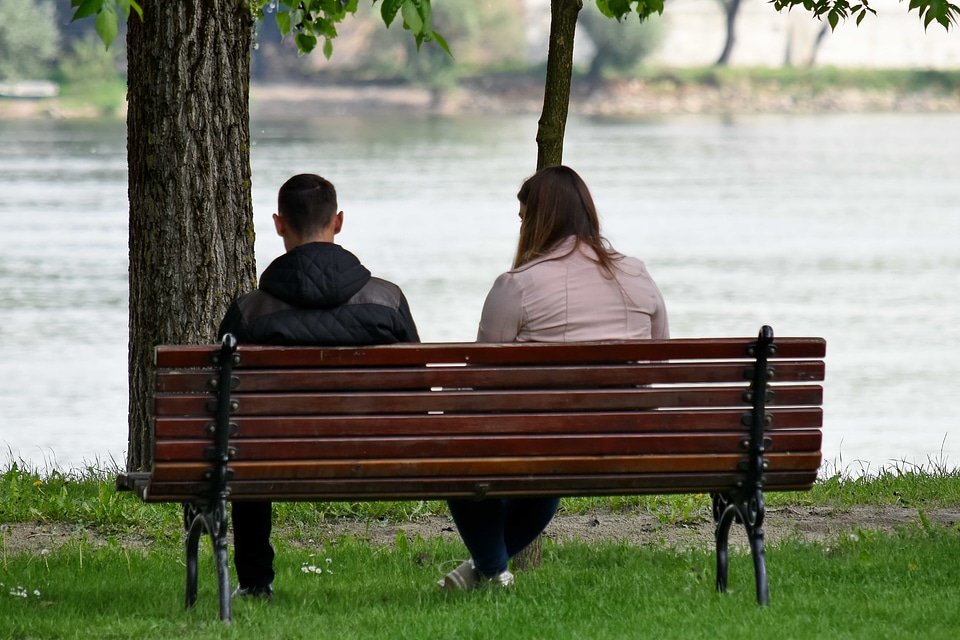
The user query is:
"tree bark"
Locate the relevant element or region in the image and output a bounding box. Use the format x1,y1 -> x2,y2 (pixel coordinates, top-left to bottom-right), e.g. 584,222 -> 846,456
536,0 -> 582,171
126,0 -> 258,470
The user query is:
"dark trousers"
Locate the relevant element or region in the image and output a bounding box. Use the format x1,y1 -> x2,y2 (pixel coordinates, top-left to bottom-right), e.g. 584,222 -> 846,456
446,497 -> 561,576
232,501 -> 275,589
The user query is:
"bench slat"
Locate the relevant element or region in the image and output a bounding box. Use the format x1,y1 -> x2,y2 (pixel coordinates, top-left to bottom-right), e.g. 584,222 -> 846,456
156,338 -> 827,369
148,451 -> 821,483
154,430 -> 821,462
155,361 -> 826,393
135,469 -> 820,503
154,407 -> 823,438
154,385 -> 823,417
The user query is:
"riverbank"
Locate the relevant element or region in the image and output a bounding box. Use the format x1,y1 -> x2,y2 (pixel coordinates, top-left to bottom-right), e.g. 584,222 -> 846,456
3,68 -> 958,121
247,70 -> 960,118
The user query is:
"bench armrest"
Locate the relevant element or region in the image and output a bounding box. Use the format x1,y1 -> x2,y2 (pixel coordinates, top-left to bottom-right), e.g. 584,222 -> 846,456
116,472 -> 153,500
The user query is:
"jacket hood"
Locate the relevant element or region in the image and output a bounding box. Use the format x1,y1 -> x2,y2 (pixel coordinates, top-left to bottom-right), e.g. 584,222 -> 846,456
258,242 -> 371,309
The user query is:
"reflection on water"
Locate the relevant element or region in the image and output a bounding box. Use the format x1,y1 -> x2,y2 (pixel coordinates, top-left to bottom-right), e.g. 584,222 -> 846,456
1,113 -> 958,473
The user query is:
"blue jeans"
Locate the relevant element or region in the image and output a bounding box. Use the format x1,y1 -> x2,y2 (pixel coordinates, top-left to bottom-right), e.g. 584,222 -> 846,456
446,497 -> 561,576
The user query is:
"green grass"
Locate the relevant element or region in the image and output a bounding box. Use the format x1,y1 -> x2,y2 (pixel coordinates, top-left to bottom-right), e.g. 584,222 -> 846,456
54,77 -> 128,117
4,458 -> 960,534
3,460 -> 960,637
2,522 -> 959,639
632,66 -> 960,96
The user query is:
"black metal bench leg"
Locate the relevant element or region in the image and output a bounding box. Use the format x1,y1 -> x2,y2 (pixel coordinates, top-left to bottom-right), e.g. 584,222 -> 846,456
743,491 -> 770,606
713,491 -> 770,605
183,501 -> 233,622
184,504 -> 204,610
713,493 -> 734,594
211,500 -> 232,622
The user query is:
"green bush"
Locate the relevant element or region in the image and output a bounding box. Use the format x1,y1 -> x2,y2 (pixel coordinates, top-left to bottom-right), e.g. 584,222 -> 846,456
579,2 -> 664,83
0,0 -> 58,81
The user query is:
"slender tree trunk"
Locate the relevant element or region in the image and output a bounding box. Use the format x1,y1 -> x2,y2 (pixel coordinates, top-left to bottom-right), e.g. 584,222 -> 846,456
126,0 -> 258,470
715,0 -> 742,67
806,23 -> 830,68
516,0 -> 582,572
536,0 -> 582,170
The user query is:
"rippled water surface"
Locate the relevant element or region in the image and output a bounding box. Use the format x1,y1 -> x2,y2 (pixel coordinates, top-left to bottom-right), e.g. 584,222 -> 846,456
1,112 -> 957,473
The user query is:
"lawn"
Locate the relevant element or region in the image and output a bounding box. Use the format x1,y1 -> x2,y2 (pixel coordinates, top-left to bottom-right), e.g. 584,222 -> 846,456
2,461 -> 959,639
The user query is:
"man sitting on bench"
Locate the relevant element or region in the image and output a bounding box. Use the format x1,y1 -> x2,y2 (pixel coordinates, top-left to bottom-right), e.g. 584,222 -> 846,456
218,173 -> 420,598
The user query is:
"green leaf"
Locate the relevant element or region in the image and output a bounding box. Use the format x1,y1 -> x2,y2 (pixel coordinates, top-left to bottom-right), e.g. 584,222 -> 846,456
316,18 -> 339,39
380,0 -> 404,27
288,8 -> 304,30
127,0 -> 143,20
828,9 -> 840,29
431,29 -> 452,57
277,11 -> 292,36
71,0 -> 103,21
605,0 -> 633,19
419,0 -> 432,28
295,32 -> 318,56
323,38 -> 334,59
595,0 -> 616,18
95,3 -> 120,49
401,0 -> 424,34
912,0 -> 950,28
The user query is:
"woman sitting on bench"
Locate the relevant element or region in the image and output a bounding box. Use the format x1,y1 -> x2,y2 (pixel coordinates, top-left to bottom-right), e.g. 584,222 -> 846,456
439,165 -> 670,590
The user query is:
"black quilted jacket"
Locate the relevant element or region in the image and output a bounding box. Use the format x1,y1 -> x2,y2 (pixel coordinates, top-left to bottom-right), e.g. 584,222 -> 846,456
218,242 -> 419,346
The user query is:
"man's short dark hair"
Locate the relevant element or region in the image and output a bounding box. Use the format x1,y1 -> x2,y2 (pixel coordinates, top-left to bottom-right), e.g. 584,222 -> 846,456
277,174 -> 338,237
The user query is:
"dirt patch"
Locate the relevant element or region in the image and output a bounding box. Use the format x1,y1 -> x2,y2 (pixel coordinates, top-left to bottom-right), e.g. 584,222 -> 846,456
3,506 -> 958,557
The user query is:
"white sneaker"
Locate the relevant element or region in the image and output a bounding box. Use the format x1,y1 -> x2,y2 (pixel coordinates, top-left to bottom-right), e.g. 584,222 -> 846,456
481,569 -> 514,588
438,559 -> 479,591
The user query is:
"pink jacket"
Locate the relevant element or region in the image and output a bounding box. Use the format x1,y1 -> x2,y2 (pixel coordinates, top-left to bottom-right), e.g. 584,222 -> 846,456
477,236 -> 669,343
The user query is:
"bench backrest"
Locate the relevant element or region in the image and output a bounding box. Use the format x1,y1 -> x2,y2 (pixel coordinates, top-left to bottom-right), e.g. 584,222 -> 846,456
142,335 -> 825,503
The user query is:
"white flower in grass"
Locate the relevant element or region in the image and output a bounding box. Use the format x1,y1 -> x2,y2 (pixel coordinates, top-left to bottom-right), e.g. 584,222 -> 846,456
301,556 -> 334,575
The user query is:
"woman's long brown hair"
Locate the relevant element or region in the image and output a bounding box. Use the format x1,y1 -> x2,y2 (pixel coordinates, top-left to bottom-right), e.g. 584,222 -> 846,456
513,165 -> 621,275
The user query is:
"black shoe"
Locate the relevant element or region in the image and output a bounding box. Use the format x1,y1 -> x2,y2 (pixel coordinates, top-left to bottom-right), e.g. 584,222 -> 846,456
232,584 -> 273,599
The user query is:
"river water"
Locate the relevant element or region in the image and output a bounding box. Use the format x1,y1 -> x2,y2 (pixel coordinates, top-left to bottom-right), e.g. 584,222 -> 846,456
1,112 -> 957,475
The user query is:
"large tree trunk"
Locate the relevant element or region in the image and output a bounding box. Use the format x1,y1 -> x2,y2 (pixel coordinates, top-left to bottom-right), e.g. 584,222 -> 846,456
536,0 -> 582,170
126,0 -> 258,470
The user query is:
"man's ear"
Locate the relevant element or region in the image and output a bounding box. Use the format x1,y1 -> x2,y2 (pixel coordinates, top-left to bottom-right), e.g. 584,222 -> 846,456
273,213 -> 286,237
333,211 -> 344,235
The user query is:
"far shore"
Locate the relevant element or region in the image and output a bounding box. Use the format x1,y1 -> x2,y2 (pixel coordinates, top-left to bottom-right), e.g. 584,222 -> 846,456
2,73 -> 959,121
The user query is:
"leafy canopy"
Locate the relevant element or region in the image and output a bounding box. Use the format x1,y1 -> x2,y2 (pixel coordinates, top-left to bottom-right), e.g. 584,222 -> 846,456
72,0 -> 957,59
71,0 -> 449,57
69,0 -> 142,49
595,0 -> 666,21
769,0 -> 958,31
254,0 -> 449,58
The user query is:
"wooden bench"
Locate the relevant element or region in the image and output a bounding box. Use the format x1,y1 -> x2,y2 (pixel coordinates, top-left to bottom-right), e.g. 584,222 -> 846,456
117,325 -> 825,622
